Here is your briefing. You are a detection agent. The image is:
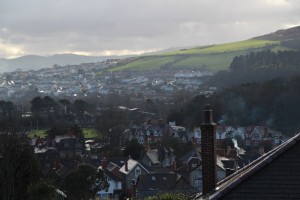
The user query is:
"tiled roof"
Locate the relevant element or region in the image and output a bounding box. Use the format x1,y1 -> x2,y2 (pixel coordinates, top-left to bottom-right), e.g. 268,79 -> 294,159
193,133 -> 300,200
104,169 -> 122,182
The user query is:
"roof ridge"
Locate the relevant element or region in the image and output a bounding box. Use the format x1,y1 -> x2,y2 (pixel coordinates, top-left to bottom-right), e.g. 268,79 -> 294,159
208,133 -> 300,200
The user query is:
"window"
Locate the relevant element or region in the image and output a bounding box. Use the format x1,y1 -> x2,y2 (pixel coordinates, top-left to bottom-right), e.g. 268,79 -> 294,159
253,132 -> 260,140
114,181 -> 119,189
135,167 -> 141,179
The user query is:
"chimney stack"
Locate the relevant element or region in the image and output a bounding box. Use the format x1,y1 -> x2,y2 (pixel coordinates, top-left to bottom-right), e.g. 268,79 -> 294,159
131,179 -> 136,197
101,156 -> 108,169
172,161 -> 176,172
201,104 -> 217,195
125,160 -> 129,172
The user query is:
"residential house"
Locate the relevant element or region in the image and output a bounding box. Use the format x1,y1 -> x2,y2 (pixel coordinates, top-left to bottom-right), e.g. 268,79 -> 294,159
55,135 -> 84,160
74,112 -> 96,128
140,147 -> 176,172
244,126 -> 286,148
96,170 -> 122,199
35,147 -> 59,175
170,125 -> 189,142
144,123 -> 165,144
120,121 -> 167,146
178,148 -> 226,193
119,158 -> 152,197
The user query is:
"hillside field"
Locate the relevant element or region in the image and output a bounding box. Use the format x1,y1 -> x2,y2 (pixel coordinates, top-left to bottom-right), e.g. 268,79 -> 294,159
110,39 -> 283,72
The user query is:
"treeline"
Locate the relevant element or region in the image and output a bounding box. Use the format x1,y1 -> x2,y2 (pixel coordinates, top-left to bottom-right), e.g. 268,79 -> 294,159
230,50 -> 300,71
212,50 -> 300,87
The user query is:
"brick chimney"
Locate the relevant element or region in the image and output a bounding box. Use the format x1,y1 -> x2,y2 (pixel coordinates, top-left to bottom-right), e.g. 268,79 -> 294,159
201,104 -> 217,196
172,161 -> 176,172
131,179 -> 136,197
101,156 -> 108,169
125,160 -> 129,172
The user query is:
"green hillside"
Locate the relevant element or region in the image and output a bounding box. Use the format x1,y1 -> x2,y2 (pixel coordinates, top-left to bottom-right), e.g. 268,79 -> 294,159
109,26 -> 300,72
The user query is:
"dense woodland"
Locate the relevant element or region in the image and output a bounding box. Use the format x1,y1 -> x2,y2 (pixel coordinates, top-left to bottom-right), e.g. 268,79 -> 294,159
169,50 -> 300,135
212,50 -> 300,87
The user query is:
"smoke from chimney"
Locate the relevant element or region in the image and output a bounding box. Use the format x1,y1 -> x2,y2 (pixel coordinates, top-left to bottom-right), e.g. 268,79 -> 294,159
232,138 -> 240,150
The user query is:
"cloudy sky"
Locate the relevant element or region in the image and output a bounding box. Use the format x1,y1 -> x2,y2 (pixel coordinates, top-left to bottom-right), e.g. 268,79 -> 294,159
0,0 -> 300,58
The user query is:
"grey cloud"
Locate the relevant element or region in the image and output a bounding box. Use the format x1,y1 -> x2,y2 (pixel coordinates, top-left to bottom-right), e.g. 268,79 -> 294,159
1,0 -> 300,58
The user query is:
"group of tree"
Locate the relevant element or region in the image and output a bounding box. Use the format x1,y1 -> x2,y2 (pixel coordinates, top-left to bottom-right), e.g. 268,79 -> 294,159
64,163 -> 109,200
29,96 -> 93,129
230,50 -> 300,71
0,132 -> 41,200
212,50 -> 300,87
168,74 -> 300,135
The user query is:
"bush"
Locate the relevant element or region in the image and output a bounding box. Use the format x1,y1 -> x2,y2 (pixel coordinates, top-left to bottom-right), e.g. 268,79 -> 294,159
144,193 -> 190,200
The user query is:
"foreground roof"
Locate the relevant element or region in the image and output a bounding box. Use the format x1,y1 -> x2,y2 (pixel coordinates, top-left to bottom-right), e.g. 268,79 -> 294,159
194,133 -> 300,200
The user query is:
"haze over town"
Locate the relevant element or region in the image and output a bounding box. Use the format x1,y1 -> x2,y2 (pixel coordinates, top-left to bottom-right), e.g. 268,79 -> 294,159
1,0 -> 300,59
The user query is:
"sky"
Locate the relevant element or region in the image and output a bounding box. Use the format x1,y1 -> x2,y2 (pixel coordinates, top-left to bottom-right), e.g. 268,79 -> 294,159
0,0 -> 300,59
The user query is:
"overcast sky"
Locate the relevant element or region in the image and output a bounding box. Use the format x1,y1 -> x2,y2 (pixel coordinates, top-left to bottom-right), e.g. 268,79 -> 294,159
0,0 -> 300,58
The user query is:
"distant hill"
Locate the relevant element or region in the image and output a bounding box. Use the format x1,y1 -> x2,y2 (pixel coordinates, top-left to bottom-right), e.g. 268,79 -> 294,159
110,26 -> 300,72
0,54 -> 126,73
254,26 -> 300,41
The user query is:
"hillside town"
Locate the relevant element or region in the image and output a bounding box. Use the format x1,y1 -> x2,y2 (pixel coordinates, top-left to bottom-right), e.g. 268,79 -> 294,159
30,113 -> 287,199
0,60 -> 213,102
1,1 -> 300,199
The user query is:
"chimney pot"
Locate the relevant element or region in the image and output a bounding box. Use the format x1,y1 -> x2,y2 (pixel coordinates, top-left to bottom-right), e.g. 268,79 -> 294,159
204,104 -> 213,124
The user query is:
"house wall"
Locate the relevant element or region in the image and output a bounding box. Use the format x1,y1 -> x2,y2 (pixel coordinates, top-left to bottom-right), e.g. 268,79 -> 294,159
124,166 -> 148,190
97,180 -> 122,198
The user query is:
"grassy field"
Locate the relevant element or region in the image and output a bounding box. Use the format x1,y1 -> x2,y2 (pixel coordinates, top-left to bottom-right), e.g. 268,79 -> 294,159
110,50 -> 254,72
82,128 -> 99,138
106,39 -> 282,72
28,128 -> 99,139
171,51 -> 248,71
163,39 -> 279,55
28,129 -> 47,139
110,56 -> 177,71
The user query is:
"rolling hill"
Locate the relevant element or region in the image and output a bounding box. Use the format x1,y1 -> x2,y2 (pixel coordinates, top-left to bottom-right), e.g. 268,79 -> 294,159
110,26 -> 300,72
0,54 -> 127,73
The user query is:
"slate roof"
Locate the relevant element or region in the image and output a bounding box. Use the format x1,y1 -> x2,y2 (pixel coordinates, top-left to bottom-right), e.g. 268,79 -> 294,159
108,157 -> 129,168
104,169 -> 122,182
193,133 -> 300,200
180,148 -> 201,164
119,158 -> 150,175
146,149 -> 160,165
